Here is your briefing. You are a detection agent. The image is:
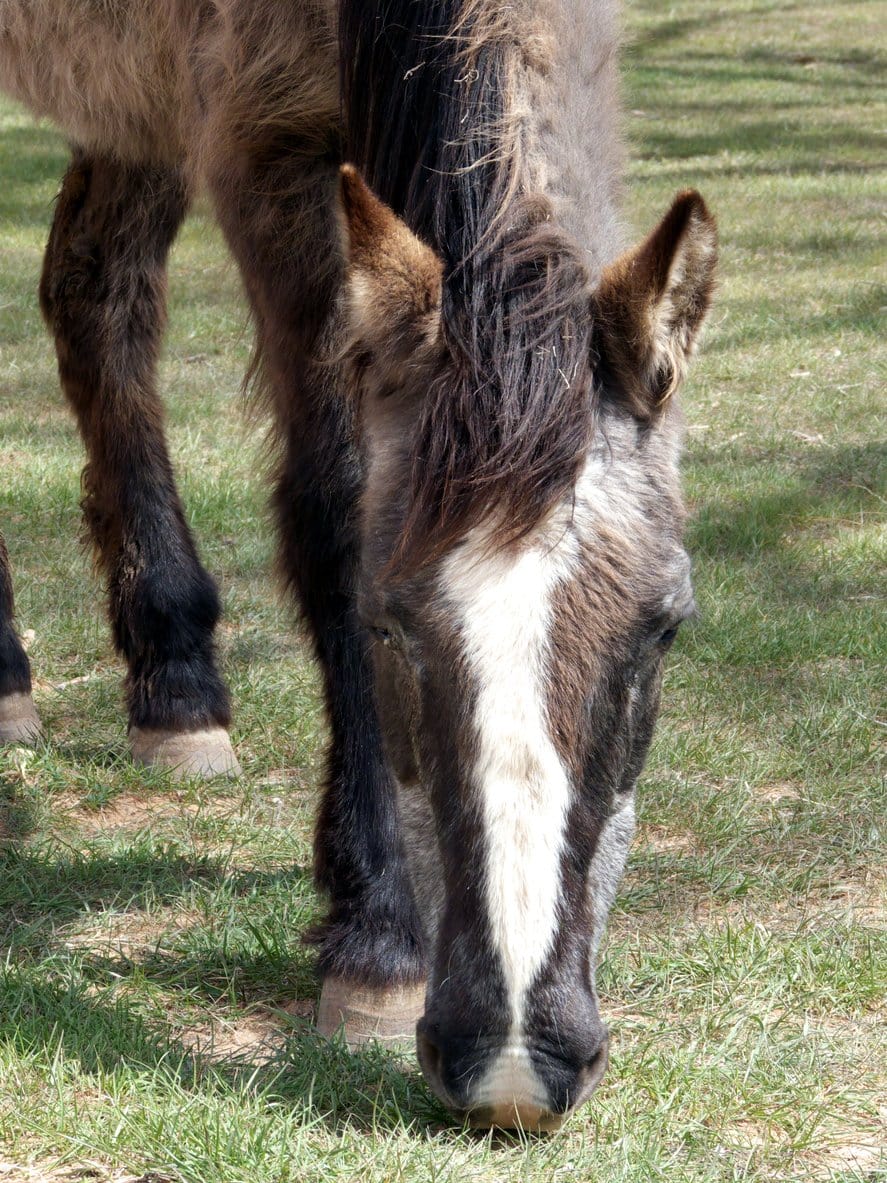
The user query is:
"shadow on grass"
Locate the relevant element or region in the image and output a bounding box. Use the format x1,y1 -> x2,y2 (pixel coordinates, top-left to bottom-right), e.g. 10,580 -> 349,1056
688,440 -> 885,560
254,1028 -> 453,1135
627,0 -> 870,54
0,842 -> 314,952
622,34 -> 884,185
0,786 -> 39,845
0,823 -> 453,1133
706,284 -> 885,354
0,842 -> 227,951
77,867 -> 321,1009
636,116 -> 884,165
630,3 -> 884,79
0,967 -> 453,1135
633,156 -> 883,186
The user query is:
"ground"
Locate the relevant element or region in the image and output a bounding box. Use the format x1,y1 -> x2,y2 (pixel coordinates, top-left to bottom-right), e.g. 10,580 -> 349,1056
0,0 -> 884,1180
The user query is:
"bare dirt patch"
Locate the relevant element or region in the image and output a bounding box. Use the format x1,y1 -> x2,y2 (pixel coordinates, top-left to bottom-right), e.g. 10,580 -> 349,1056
0,1167 -> 170,1183
637,824 -> 697,855
54,786 -> 309,841
812,1135 -> 886,1179
753,780 -> 803,804
175,999 -> 314,1064
816,873 -> 887,928
686,867 -> 886,931
61,910 -> 201,958
54,791 -> 233,837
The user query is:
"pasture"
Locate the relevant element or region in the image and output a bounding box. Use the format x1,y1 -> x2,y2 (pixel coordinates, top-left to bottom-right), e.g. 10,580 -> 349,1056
0,0 -> 884,1179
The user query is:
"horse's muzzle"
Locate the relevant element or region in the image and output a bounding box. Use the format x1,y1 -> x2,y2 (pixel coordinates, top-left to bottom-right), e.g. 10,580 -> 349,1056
416,1023 -> 610,1130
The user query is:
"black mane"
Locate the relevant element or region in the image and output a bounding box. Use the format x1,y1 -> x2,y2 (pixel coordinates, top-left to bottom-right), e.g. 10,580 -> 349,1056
340,1 -> 600,567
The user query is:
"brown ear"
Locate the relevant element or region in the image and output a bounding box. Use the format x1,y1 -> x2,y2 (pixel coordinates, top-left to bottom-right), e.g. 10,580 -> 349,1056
593,190 -> 717,420
339,165 -> 443,374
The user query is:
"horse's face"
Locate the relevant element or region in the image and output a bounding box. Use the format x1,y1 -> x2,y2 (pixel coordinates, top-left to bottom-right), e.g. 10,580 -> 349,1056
341,168 -> 716,1128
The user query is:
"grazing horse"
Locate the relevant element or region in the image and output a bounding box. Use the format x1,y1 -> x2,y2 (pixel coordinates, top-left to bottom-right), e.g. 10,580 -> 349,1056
0,0 -> 716,1128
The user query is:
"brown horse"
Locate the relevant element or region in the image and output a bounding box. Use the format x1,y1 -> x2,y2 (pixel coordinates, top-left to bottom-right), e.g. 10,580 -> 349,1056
0,0 -> 716,1129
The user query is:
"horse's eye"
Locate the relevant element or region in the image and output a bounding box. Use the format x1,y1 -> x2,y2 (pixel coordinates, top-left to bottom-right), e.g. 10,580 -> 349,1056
370,625 -> 393,646
658,625 -> 680,649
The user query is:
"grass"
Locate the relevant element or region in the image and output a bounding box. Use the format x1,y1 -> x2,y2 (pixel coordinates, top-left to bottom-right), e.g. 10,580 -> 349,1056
0,1 -> 884,1180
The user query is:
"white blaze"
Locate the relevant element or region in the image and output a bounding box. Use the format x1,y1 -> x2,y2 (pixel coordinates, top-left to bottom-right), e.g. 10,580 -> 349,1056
441,528 -> 577,1043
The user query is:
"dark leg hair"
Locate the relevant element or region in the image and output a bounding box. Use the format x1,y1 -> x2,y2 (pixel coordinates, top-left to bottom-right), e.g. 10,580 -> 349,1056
209,147 -> 425,995
39,152 -> 237,776
0,532 -> 41,742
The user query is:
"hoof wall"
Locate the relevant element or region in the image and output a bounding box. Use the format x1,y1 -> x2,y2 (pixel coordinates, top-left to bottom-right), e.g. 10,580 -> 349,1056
130,726 -> 241,780
317,978 -> 426,1051
0,693 -> 42,745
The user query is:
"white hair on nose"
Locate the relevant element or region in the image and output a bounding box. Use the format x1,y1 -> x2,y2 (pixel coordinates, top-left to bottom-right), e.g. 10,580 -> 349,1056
441,520 -> 578,1101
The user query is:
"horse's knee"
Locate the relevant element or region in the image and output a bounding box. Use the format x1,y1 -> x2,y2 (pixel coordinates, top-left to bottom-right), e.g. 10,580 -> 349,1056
38,156 -> 93,332
40,154 -> 186,347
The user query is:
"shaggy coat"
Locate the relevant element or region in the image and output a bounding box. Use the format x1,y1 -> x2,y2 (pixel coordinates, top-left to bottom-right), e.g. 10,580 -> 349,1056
0,0 -> 716,1128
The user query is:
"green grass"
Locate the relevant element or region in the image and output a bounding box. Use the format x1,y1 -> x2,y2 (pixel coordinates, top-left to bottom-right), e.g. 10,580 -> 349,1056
1,1 -> 884,1180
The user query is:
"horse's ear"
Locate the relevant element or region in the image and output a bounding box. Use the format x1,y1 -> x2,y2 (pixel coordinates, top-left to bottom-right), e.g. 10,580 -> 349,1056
339,164 -> 443,371
593,190 -> 717,420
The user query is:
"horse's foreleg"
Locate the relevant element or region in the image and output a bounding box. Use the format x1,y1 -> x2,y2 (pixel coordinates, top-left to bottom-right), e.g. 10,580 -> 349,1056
210,156 -> 426,1044
275,376 -> 426,1045
0,533 -> 41,743
40,152 -> 238,778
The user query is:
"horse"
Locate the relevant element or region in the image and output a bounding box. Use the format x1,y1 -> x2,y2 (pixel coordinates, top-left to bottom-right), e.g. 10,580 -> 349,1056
0,0 -> 717,1129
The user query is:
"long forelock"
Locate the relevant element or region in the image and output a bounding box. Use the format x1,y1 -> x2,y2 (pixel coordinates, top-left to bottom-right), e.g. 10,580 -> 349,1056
341,1 -> 598,573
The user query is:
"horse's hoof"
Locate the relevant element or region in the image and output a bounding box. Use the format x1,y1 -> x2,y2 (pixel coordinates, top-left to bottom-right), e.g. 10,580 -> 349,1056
129,725 -> 241,780
316,978 -> 426,1051
0,692 -> 43,744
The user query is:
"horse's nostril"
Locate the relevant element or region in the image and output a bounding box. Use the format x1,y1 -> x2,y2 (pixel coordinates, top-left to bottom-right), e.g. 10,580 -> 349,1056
416,1027 -> 442,1082
580,1032 -> 610,1100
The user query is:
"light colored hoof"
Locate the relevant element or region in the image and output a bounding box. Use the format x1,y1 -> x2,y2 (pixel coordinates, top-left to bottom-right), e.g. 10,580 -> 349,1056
0,692 -> 42,744
316,978 -> 426,1051
129,725 -> 241,780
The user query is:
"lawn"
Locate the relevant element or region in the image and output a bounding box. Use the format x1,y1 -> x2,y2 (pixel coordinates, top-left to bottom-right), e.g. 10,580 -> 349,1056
0,1 -> 884,1180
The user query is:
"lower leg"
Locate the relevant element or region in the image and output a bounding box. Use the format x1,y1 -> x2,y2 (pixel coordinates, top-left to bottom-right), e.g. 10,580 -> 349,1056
0,532 -> 41,743
276,371 -> 426,1042
211,156 -> 425,1033
40,153 -> 236,776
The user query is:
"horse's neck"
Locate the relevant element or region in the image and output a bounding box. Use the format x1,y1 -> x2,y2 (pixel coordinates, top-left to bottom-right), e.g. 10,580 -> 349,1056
514,0 -> 625,277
